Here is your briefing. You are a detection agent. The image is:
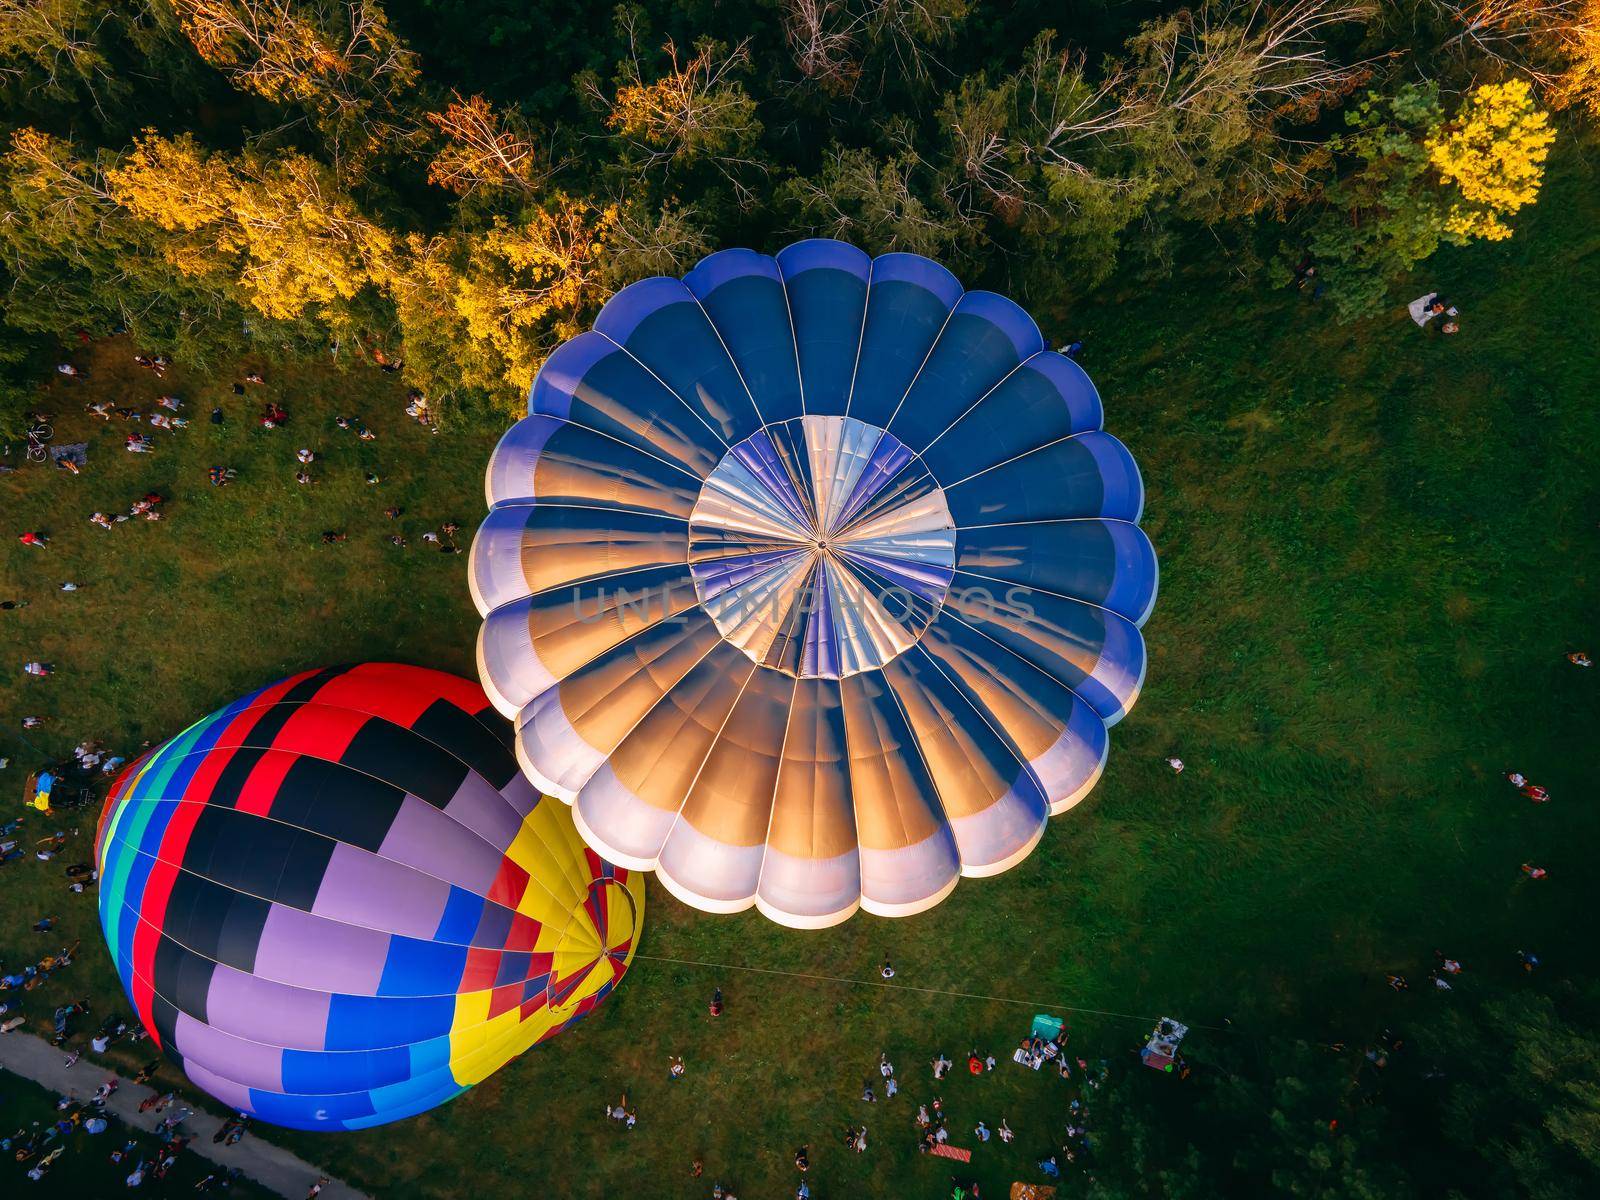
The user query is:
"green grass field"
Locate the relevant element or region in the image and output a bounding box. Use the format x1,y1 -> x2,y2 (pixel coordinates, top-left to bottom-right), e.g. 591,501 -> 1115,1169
2,151 -> 1596,1199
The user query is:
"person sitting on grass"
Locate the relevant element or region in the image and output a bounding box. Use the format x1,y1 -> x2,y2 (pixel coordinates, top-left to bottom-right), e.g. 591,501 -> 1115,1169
207,466 -> 237,487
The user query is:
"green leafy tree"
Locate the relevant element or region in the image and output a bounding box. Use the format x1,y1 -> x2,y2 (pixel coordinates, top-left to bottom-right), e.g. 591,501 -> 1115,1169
1418,987 -> 1600,1197
1309,78 -> 1555,316
1307,83 -> 1448,316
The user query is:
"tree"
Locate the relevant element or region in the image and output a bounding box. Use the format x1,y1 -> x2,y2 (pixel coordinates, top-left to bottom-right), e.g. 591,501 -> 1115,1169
0,127 -> 253,358
1416,985 -> 1600,1197
1548,0 -> 1600,113
0,0 -> 121,100
164,0 -> 421,170
449,196 -> 617,396
600,198 -> 710,288
782,0 -> 862,94
105,130 -> 393,325
424,92 -> 543,197
780,0 -> 969,91
1427,77 -> 1555,240
1308,79 -> 1553,315
1440,0 -> 1600,116
595,18 -> 762,170
379,231 -> 483,409
779,143 -> 974,256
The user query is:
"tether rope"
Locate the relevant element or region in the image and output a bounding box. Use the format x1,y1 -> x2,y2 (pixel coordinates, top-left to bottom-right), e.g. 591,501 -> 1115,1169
630,952 -> 1227,1031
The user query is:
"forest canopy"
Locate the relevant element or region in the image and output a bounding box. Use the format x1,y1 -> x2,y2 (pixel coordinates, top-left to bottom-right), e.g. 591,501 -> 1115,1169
0,0 -> 1592,425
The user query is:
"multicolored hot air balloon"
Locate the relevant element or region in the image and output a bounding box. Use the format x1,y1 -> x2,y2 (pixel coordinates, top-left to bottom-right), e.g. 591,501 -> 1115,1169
95,664 -> 642,1131
472,242 -> 1157,929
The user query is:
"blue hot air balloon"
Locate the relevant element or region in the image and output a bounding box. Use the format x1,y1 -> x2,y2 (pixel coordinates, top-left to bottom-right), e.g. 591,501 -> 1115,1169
472,242 -> 1157,928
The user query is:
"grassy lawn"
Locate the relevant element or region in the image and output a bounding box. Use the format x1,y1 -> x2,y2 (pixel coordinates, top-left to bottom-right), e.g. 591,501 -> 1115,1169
2,150 -> 1596,1199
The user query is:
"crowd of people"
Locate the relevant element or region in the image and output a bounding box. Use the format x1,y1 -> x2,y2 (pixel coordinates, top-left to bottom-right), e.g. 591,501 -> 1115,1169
655,979 -> 1118,1199
0,934 -> 84,1003
0,1066 -> 256,1191
14,352 -> 456,556
2,341 -> 469,1196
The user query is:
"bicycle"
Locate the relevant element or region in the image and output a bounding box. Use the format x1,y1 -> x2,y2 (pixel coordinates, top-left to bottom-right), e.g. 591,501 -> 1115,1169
24,422 -> 53,463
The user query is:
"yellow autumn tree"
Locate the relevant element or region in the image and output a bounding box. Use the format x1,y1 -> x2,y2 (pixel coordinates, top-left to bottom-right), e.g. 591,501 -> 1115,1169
107,130 -> 392,321
451,197 -> 617,393
103,131 -> 240,280
1426,78 -> 1555,242
1548,0 -> 1600,115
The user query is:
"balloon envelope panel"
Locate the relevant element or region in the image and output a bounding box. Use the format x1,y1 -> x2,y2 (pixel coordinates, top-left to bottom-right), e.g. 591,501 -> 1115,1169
473,241 -> 1157,928
95,663 -> 643,1131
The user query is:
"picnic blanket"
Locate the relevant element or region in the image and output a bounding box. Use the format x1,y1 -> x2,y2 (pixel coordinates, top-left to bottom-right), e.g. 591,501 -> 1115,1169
49,442 -> 88,469
930,1143 -> 972,1163
1010,1185 -> 1057,1200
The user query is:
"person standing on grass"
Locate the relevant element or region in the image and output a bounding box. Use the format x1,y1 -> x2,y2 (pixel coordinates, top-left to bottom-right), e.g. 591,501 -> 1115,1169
881,956 -> 895,979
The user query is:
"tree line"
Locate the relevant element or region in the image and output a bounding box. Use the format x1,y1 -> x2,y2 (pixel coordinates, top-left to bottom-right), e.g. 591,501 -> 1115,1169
0,0 -> 1592,430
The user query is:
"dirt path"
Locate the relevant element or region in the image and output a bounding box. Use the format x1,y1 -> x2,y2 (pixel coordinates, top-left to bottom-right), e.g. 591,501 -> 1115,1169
0,1031 -> 368,1199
